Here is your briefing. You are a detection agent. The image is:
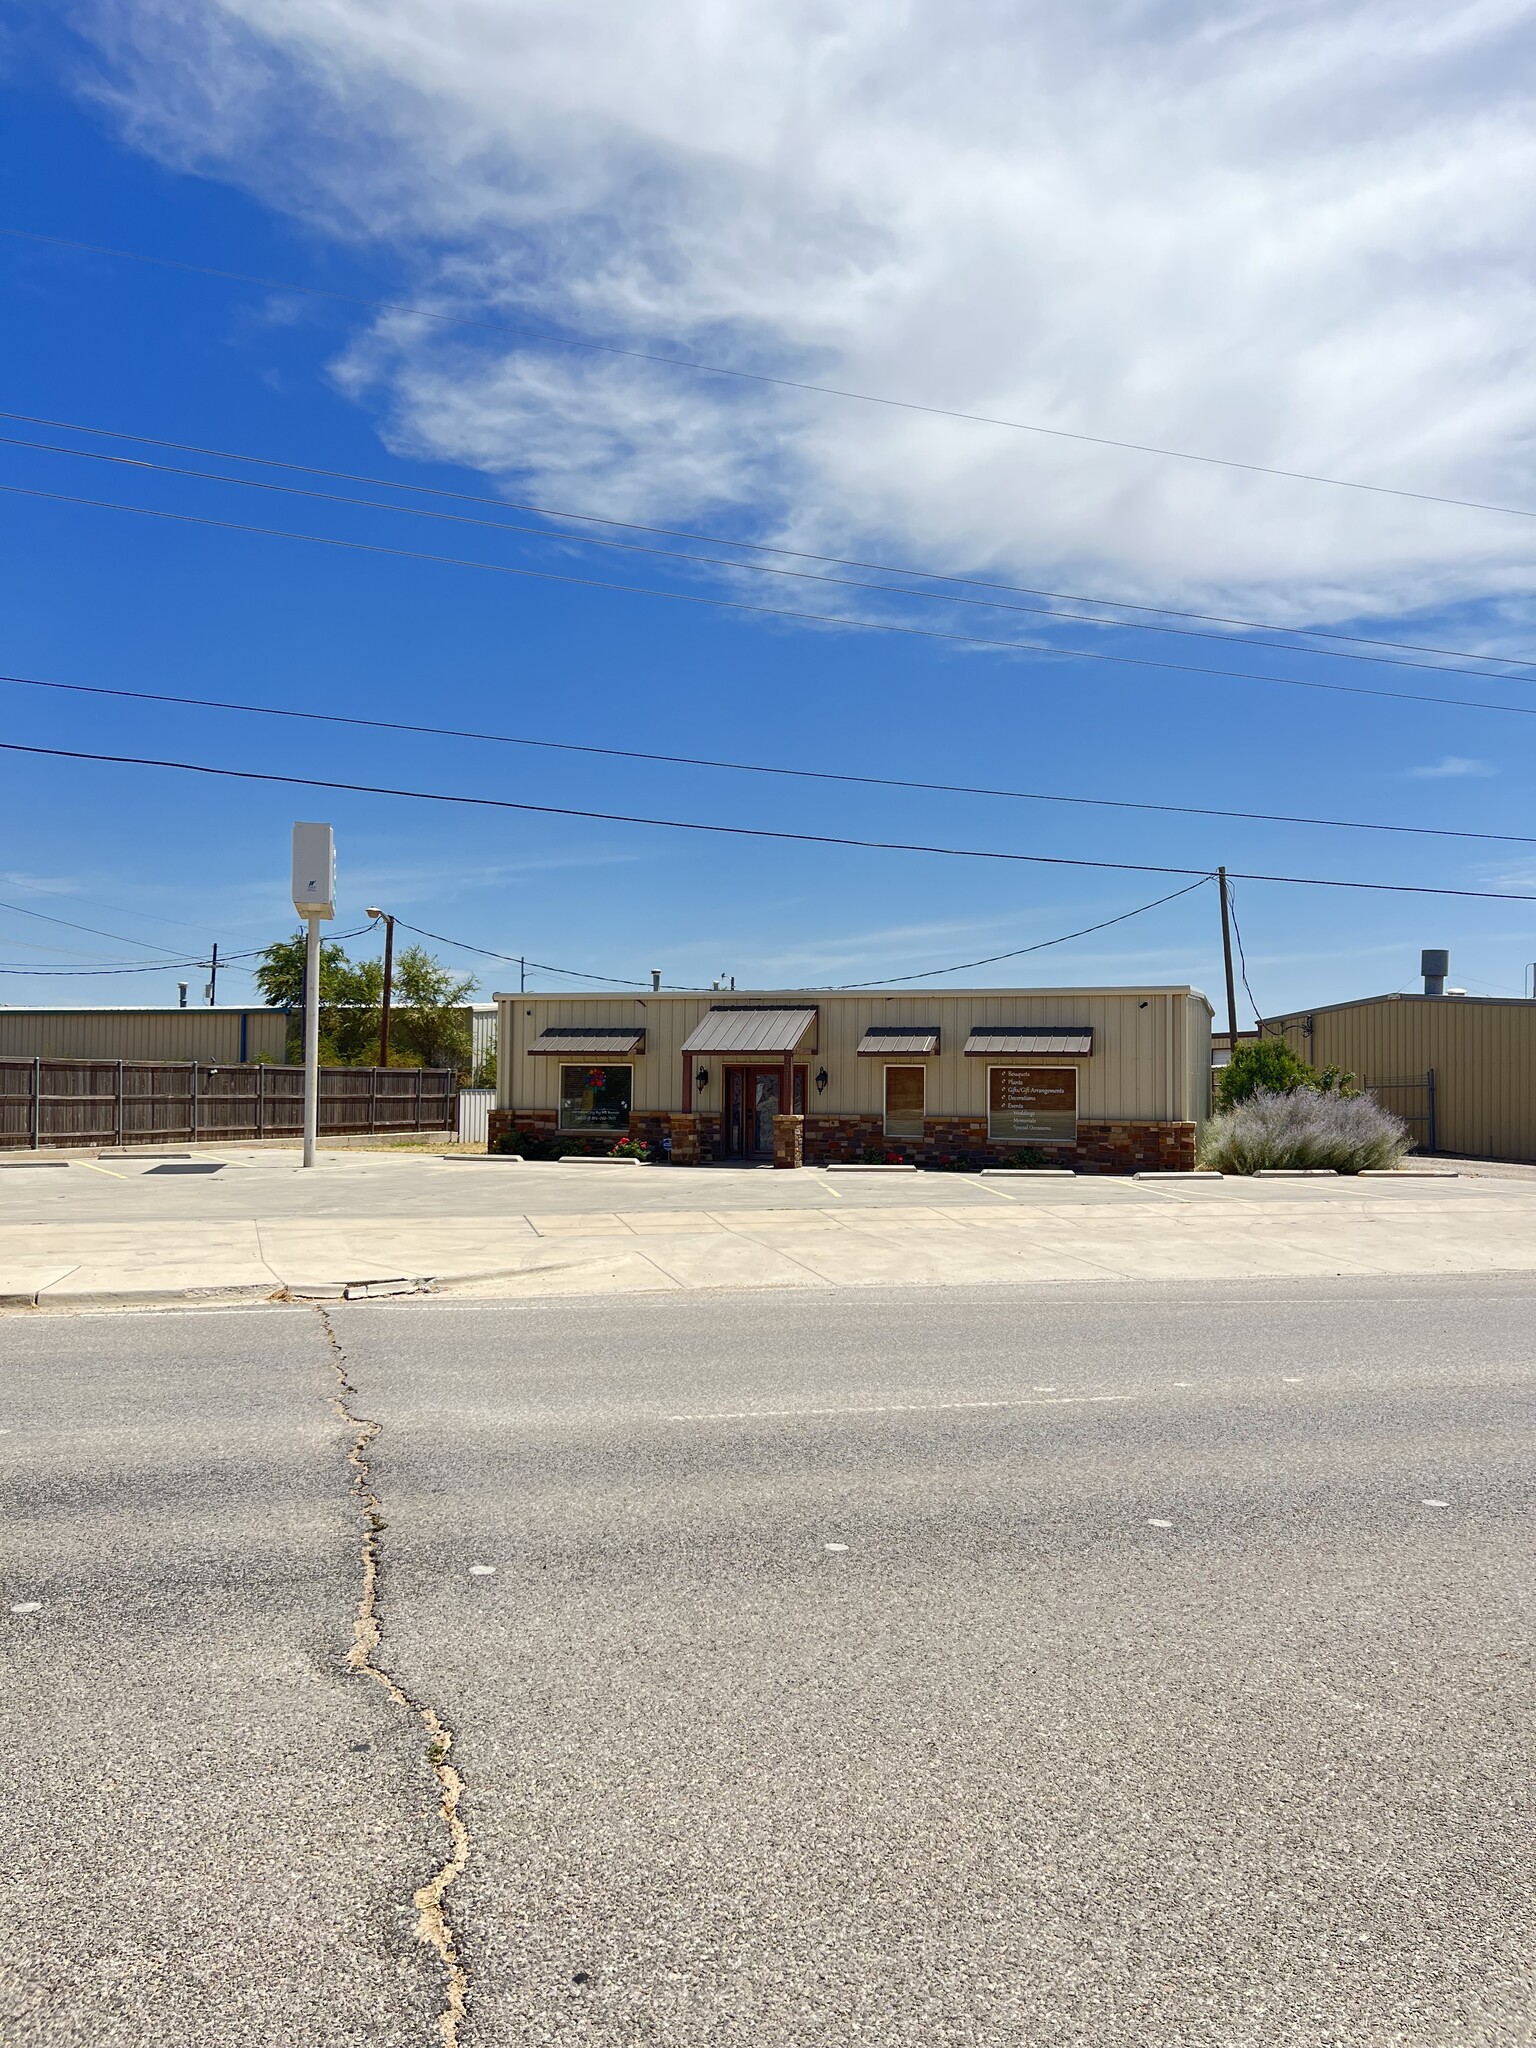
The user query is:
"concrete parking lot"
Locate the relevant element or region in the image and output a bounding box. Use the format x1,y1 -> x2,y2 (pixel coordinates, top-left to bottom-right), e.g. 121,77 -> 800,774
3,1149 -> 1536,1306
3,1278 -> 1532,2045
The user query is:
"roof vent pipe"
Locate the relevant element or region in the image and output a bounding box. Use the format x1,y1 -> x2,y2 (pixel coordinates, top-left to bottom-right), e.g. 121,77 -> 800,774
1421,948 -> 1449,996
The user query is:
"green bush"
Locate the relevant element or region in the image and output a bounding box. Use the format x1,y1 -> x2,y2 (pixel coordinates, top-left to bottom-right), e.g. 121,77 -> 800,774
1199,1088 -> 1409,1174
1215,1038 -> 1320,1111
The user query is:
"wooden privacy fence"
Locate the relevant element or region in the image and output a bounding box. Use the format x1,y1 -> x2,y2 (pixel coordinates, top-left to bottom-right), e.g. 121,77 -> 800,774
0,1060 -> 457,1150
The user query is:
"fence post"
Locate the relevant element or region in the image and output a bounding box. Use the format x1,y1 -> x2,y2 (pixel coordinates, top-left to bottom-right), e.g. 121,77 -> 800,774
370,1066 -> 378,1136
415,1066 -> 423,1131
256,1062 -> 265,1142
116,1060 -> 124,1149
1427,1068 -> 1436,1156
31,1055 -> 40,1150
190,1061 -> 199,1143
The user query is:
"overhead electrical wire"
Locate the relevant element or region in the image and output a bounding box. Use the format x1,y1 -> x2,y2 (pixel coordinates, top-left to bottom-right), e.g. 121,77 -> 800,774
4,414 -> 1533,681
5,734 -> 1535,903
6,226 -> 1535,523
831,876 -> 1216,988
5,480 -> 1535,723
381,916 -> 652,988
0,924 -> 376,978
5,669 -> 1533,850
0,894 -> 189,956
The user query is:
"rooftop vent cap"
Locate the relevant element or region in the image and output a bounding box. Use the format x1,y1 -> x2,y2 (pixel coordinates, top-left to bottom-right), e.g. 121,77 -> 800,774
1421,948 -> 1449,996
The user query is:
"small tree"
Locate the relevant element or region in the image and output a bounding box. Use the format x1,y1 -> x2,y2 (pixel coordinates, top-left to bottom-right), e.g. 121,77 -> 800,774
387,945 -> 477,1077
1216,1037 -> 1320,1112
254,931 -> 383,1065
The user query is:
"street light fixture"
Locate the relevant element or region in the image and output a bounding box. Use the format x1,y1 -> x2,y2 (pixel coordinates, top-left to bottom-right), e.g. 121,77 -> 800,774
366,908 -> 395,1068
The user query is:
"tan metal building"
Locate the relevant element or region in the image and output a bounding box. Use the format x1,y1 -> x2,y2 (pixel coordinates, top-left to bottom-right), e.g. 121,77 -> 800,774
493,986 -> 1212,1170
0,1007 -> 288,1064
1263,993 -> 1536,1162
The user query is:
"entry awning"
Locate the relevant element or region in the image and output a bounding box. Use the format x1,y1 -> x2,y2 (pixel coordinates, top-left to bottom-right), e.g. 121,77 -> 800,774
964,1026 -> 1094,1057
857,1025 -> 940,1056
680,1006 -> 818,1056
527,1025 -> 646,1056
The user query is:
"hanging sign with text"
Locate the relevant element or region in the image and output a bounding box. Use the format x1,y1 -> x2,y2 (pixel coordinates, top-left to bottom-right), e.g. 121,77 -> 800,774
987,1065 -> 1078,1143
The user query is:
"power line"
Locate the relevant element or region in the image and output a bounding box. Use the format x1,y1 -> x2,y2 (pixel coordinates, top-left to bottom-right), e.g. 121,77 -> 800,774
6,732 -> 1536,903
6,417 -> 1535,684
384,917 -> 650,988
831,877 -> 1215,988
7,669 -> 1534,850
7,225 -> 1536,523
6,480 -> 1536,723
0,895 -> 188,956
0,924 -> 376,978
1227,888 -> 1263,1027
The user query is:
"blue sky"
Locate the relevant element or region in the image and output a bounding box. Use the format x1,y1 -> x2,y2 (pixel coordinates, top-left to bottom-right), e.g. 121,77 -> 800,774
3,4 -> 1535,1019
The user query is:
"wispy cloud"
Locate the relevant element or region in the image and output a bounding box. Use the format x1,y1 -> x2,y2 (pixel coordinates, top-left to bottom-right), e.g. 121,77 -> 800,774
1405,756 -> 1495,779
75,0 -> 1536,626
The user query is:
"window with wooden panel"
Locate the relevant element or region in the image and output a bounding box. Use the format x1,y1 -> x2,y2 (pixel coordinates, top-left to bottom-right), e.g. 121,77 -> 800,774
884,1064 -> 926,1139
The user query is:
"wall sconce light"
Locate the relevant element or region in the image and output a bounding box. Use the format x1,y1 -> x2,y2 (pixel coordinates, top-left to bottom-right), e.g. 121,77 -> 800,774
815,1067 -> 829,1093
696,1067 -> 710,1090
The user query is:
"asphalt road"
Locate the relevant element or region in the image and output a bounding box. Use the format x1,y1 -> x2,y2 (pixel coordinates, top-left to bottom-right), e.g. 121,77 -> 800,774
3,1276 -> 1533,2045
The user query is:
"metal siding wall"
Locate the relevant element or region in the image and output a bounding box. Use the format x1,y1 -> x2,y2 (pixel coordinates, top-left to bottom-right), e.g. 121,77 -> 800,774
0,1010 -> 288,1063
500,988 -> 1203,1122
1270,997 -> 1536,1163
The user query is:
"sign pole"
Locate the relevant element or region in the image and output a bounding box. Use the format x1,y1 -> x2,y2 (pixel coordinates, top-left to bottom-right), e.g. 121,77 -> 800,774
291,823 -> 337,1172
303,911 -> 321,1168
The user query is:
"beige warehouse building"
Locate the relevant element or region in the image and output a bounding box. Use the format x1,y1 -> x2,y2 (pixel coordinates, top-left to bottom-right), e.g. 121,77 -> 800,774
1263,989 -> 1536,1163
493,986 -> 1212,1170
0,1006 -> 288,1064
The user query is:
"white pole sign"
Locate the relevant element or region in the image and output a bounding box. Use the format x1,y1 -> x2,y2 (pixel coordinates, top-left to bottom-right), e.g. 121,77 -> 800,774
291,823 -> 336,1169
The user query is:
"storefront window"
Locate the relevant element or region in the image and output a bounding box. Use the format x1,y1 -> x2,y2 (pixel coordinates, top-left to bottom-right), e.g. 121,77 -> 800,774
884,1064 -> 926,1139
987,1066 -> 1077,1143
559,1064 -> 633,1132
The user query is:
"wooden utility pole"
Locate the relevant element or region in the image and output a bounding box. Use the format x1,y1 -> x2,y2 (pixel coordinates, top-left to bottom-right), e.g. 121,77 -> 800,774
1217,866 -> 1239,1053
368,909 -> 396,1067
206,942 -> 218,1006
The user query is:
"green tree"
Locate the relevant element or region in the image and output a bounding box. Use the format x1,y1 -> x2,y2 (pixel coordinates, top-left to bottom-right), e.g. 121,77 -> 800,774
254,931 -> 384,1065
1215,1036 -> 1320,1112
387,945 -> 477,1076
255,934 -> 475,1071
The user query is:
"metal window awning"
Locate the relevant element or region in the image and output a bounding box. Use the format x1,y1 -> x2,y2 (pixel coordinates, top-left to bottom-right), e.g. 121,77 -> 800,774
857,1025 -> 940,1056
527,1025 -> 646,1056
964,1026 -> 1094,1057
680,1006 -> 818,1056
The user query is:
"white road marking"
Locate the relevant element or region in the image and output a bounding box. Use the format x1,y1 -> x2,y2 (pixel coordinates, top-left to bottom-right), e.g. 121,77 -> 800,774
468,1563 -> 497,1575
1421,1499 -> 1450,1509
823,1543 -> 849,1553
667,1395 -> 1132,1422
1146,1519 -> 1174,1529
10,1601 -> 43,1614
1282,1376 -> 1304,1383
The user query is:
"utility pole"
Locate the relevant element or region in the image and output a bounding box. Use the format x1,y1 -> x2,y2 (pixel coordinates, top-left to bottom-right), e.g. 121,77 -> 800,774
293,824 -> 336,1170
366,909 -> 395,1067
206,942 -> 219,1007
1217,866 -> 1239,1053
520,957 -> 526,995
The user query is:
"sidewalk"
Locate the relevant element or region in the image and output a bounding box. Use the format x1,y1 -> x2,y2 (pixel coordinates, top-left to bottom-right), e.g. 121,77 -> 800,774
3,1150 -> 1535,1308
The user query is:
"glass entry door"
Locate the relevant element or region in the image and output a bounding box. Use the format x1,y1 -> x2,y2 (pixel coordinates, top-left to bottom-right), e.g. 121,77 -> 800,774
752,1071 -> 781,1156
725,1066 -> 807,1158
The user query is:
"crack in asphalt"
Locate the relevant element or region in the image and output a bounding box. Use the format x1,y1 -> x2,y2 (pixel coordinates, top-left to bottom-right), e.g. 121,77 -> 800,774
318,1307 -> 470,2046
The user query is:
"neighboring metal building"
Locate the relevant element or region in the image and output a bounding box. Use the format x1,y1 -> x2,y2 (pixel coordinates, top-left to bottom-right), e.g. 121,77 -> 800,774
1263,966 -> 1536,1162
494,986 -> 1212,1169
0,1007 -> 288,1064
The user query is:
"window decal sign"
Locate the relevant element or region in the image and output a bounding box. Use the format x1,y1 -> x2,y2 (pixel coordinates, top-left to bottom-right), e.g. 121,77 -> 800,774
988,1066 -> 1077,1143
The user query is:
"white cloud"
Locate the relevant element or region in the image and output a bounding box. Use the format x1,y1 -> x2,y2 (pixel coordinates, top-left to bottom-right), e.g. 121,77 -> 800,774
72,0 -> 1536,624
1405,755 -> 1496,778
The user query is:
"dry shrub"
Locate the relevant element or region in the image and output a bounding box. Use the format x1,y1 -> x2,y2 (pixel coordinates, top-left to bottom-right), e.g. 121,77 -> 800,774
1199,1087 -> 1410,1174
